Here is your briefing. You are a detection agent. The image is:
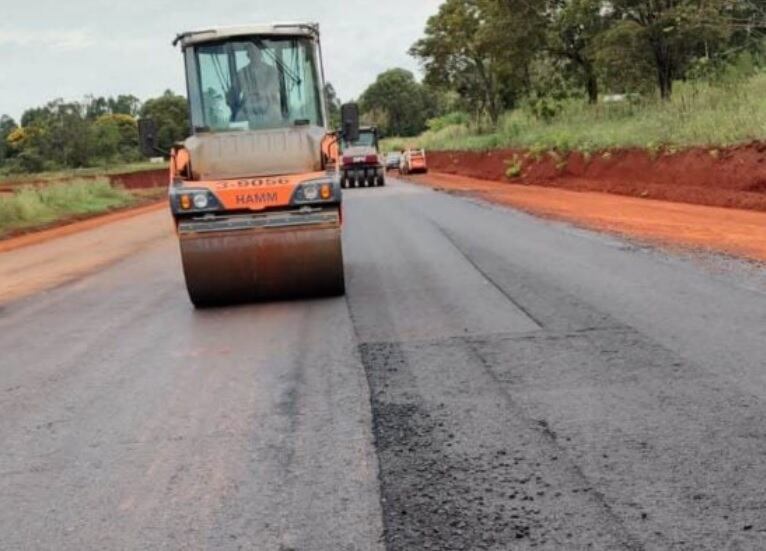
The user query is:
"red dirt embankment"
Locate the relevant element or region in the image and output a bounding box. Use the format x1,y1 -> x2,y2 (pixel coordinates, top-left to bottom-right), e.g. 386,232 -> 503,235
428,143 -> 766,212
0,201 -> 167,254
0,167 -> 167,192
109,168 -> 168,189
410,172 -> 766,262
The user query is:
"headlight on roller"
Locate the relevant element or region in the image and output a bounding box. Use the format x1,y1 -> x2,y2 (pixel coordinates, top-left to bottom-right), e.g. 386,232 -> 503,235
302,183 -> 319,201
172,189 -> 221,214
293,180 -> 336,205
193,193 -> 209,209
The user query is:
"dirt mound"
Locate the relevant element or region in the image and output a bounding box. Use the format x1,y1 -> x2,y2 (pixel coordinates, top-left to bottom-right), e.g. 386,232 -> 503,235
428,143 -> 766,212
109,168 -> 167,189
0,168 -> 167,193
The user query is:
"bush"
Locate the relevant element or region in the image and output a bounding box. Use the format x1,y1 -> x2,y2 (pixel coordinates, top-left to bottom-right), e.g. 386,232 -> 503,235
16,149 -> 46,173
397,70 -> 766,153
505,155 -> 523,179
426,112 -> 471,132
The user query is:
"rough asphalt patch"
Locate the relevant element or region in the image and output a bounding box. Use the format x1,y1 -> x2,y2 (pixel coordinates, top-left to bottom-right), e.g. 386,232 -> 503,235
348,188 -> 766,549
360,340 -> 638,550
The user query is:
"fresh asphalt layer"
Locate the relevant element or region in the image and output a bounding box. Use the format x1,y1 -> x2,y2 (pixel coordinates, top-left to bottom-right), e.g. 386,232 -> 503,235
1,178 -> 765,550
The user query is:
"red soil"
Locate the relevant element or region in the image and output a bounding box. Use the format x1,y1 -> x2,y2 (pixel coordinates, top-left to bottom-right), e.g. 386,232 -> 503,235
0,201 -> 166,253
0,167 -> 168,192
428,143 -> 766,212
409,172 -> 766,263
109,168 -> 168,189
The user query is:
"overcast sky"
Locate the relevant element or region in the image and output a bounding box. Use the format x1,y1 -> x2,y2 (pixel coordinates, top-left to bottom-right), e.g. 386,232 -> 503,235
0,0 -> 442,122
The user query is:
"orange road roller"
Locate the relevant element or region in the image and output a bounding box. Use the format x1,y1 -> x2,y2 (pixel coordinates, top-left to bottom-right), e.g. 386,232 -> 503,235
139,23 -> 359,307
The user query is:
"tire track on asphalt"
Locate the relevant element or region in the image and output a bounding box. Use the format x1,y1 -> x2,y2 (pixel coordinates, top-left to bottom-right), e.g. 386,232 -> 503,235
343,180 -> 766,549
465,338 -> 645,551
344,206 -> 643,549
429,223 -> 546,330
356,334 -> 641,550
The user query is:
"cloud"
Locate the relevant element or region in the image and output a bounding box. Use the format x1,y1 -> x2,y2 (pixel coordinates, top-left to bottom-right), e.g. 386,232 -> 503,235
0,29 -> 95,51
0,0 -> 443,121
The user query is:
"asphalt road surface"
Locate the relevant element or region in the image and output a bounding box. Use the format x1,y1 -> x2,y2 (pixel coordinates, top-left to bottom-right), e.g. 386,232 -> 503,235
2,178 -> 765,550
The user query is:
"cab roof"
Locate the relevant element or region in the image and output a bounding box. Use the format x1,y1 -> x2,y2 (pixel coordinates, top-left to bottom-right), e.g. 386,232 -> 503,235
174,22 -> 320,48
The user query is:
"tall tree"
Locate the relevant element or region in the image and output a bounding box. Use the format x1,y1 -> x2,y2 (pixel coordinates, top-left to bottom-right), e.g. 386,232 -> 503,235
324,83 -> 342,129
45,100 -> 93,167
85,96 -> 110,120
0,115 -> 18,162
108,95 -> 142,117
84,95 -> 142,119
546,0 -> 611,103
140,90 -> 189,152
411,0 -> 543,123
91,114 -> 140,162
359,69 -> 438,136
608,0 -> 733,99
20,106 -> 52,128
477,0 -> 546,109
17,99 -> 92,167
411,0 -> 502,122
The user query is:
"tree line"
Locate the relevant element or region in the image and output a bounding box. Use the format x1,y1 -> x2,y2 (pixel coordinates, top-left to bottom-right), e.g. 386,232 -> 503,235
0,91 -> 188,174
358,0 -> 766,135
4,0 -> 764,174
0,82 -> 368,174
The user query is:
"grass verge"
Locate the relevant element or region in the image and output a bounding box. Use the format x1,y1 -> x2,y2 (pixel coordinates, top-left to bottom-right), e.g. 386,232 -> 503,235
0,178 -> 138,237
0,161 -> 166,186
383,72 -> 766,153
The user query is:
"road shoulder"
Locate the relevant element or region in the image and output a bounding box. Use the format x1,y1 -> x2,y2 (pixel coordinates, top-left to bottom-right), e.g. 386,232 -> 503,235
409,172 -> 766,263
0,204 -> 173,305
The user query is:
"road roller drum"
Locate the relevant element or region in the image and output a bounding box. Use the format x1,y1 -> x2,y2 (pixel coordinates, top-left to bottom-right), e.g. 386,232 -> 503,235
178,209 -> 344,306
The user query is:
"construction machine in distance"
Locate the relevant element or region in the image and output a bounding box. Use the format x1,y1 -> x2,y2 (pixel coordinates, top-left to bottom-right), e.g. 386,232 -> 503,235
139,22 -> 360,307
400,149 -> 428,175
340,126 -> 385,188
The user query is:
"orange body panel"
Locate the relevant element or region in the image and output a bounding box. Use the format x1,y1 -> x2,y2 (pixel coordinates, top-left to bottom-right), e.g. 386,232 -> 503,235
182,171 -> 328,211
321,134 -> 340,166
172,148 -> 192,179
169,149 -> 333,212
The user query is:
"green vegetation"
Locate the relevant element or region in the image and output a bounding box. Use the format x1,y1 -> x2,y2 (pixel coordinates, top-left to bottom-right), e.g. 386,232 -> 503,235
376,0 -> 766,152
410,0 -> 763,117
0,91 -> 188,176
325,83 -> 342,130
139,92 -> 189,153
383,69 -> 766,153
505,155 -> 523,179
5,0 -> 764,175
358,69 -> 442,137
0,162 -> 164,186
0,179 -> 136,236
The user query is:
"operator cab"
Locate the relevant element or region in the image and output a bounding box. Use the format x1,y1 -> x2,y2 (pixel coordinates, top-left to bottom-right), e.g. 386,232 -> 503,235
169,24 -> 331,180
180,32 -> 325,134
